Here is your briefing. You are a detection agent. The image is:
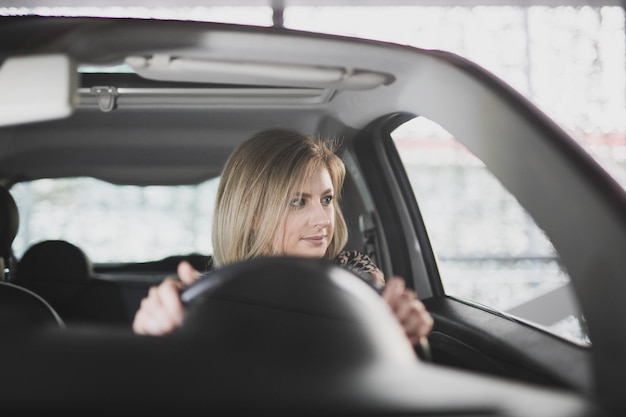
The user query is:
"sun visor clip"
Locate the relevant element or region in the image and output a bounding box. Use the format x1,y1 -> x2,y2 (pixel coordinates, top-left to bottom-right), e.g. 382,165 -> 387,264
91,86 -> 119,112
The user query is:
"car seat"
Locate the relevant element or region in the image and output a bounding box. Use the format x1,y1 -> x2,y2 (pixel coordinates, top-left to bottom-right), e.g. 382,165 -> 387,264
0,185 -> 64,329
0,184 -> 19,281
16,240 -> 93,321
17,240 -> 134,325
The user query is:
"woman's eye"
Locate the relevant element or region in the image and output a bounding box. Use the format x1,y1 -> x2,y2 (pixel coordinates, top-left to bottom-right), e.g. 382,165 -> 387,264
322,196 -> 333,205
290,198 -> 305,208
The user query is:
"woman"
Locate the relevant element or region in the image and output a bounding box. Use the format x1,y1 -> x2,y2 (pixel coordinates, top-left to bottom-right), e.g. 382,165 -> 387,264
133,128 -> 433,346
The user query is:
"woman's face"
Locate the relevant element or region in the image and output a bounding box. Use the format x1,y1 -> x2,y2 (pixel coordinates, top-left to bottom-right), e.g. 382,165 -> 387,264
271,167 -> 335,258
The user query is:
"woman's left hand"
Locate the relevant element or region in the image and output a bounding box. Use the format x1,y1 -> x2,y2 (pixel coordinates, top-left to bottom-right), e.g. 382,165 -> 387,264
382,277 -> 434,346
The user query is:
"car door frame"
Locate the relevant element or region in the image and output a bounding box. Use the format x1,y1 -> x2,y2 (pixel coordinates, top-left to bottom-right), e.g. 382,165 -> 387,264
349,113 -> 593,393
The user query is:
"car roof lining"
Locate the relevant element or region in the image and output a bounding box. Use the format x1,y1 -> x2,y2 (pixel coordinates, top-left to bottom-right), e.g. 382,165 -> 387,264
0,17 -> 408,186
0,107 -> 329,185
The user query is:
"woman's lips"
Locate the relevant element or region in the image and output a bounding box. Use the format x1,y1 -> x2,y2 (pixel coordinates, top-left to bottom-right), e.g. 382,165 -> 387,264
302,235 -> 327,245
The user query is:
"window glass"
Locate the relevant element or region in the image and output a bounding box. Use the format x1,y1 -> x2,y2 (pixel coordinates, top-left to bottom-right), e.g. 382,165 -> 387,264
285,6 -> 626,191
391,117 -> 590,346
11,177 -> 219,263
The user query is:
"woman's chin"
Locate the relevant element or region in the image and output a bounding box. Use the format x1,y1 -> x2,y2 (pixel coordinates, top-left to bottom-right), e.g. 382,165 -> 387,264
288,247 -> 328,259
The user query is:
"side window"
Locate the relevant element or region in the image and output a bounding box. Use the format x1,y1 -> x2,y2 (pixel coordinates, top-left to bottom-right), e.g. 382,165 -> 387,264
391,116 -> 590,346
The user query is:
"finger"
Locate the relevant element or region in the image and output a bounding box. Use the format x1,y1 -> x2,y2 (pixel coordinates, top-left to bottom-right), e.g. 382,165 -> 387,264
406,300 -> 434,339
401,290 -> 433,338
178,260 -> 201,286
133,289 -> 170,335
416,301 -> 434,337
132,279 -> 184,335
156,278 -> 186,328
133,288 -> 174,335
132,304 -> 148,334
382,277 -> 405,309
394,296 -> 434,343
406,327 -> 423,346
394,291 -> 416,323
402,305 -> 425,344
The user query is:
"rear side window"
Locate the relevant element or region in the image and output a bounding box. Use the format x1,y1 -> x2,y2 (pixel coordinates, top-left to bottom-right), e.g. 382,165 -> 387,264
11,177 -> 219,263
391,116 -> 590,346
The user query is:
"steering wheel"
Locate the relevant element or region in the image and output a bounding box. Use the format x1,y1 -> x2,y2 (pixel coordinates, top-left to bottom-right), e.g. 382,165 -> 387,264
181,257 -> 384,306
178,256 -> 420,365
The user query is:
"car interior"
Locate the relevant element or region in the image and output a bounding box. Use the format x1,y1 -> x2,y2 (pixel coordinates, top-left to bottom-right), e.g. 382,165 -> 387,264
1,12 -> 625,416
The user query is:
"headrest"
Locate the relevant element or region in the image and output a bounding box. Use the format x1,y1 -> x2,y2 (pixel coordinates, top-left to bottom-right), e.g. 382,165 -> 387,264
0,186 -> 19,262
17,240 -> 92,285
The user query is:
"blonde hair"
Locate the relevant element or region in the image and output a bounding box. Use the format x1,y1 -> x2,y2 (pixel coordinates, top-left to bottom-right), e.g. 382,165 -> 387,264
212,128 -> 348,268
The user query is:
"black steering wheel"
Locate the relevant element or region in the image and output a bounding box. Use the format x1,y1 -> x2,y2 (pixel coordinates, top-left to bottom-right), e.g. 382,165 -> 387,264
179,256 -> 427,363
181,256 -> 383,306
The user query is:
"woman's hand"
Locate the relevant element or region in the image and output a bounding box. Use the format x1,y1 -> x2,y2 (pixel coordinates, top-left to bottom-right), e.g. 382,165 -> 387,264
132,261 -> 201,335
382,277 -> 434,346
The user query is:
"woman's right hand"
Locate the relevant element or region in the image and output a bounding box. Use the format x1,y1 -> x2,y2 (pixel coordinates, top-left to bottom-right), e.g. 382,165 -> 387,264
132,260 -> 201,335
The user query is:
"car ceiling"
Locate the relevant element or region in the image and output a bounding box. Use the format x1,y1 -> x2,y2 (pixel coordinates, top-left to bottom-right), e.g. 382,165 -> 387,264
0,17 -> 418,186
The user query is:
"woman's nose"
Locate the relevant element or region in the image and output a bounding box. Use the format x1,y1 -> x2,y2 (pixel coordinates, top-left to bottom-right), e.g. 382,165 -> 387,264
312,203 -> 331,228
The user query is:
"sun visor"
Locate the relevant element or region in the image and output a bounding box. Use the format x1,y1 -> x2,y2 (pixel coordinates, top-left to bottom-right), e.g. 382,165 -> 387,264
126,55 -> 392,90
0,54 -> 78,127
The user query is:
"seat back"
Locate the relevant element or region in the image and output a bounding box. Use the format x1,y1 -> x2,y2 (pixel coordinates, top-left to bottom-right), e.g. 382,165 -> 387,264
16,240 -> 93,313
0,187 -> 64,329
0,185 -> 19,281
16,240 -> 133,325
18,240 -> 93,286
